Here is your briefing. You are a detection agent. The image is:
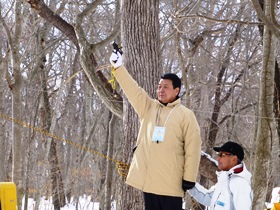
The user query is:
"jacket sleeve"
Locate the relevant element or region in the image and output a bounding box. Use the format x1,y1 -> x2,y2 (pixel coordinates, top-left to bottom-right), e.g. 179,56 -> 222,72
182,110 -> 202,182
230,178 -> 253,210
113,65 -> 153,119
188,183 -> 214,206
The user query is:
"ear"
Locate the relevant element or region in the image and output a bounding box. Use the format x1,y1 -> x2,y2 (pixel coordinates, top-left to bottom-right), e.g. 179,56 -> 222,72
233,155 -> 239,164
175,87 -> 180,96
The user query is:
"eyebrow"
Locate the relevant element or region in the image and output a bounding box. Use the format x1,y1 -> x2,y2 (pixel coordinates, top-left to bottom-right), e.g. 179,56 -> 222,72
158,83 -> 170,86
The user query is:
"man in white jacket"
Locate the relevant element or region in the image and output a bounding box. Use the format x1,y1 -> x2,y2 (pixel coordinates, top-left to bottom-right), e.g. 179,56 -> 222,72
188,141 -> 253,210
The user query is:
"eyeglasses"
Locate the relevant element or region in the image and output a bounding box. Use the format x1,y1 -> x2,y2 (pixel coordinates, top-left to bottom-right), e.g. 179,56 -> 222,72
216,152 -> 233,158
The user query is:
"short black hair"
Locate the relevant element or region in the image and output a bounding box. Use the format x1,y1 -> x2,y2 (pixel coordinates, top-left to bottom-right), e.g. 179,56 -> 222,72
161,73 -> 181,90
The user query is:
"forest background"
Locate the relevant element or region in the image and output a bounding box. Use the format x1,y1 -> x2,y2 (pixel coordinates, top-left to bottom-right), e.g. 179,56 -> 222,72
0,0 -> 280,209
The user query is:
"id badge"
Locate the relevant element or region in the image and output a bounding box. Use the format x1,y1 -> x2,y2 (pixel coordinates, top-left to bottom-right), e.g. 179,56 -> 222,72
152,126 -> 166,142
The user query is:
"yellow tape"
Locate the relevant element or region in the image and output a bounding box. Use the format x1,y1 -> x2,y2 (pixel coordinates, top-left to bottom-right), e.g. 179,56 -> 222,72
0,113 -> 129,178
109,66 -> 116,90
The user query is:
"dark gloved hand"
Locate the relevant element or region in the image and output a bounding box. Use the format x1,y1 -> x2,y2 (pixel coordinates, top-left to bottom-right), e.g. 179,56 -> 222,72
182,179 -> 195,192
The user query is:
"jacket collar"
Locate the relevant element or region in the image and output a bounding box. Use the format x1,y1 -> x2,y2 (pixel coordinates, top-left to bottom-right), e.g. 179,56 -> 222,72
229,163 -> 243,175
216,162 -> 252,183
216,163 -> 243,178
158,98 -> 181,107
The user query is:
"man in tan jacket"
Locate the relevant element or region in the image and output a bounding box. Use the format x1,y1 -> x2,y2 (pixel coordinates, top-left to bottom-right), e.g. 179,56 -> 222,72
110,51 -> 201,210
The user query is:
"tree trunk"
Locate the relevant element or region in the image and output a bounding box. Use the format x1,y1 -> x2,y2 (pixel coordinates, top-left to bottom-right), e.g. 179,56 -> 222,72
10,1 -> 24,208
38,33 -> 66,209
116,0 -> 161,209
32,25 -> 50,210
252,0 -> 277,208
0,52 -> 6,181
104,113 -> 117,210
207,24 -> 242,150
49,140 -> 65,209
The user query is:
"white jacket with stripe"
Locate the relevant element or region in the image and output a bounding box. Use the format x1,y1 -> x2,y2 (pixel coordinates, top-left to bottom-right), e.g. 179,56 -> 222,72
188,163 -> 253,210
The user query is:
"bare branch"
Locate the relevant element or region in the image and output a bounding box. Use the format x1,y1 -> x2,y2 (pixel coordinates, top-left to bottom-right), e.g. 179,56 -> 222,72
251,0 -> 280,38
26,0 -> 79,49
218,103 -> 257,125
175,13 -> 264,26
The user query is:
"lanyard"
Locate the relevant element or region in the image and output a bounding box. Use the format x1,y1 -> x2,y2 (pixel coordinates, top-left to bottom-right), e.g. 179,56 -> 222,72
155,104 -> 178,126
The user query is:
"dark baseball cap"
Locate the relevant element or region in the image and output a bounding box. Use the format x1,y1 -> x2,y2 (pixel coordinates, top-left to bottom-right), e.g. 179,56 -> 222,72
213,141 -> 244,161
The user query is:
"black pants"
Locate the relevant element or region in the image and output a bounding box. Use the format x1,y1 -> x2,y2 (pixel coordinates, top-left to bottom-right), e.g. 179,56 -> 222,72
143,192 -> 182,210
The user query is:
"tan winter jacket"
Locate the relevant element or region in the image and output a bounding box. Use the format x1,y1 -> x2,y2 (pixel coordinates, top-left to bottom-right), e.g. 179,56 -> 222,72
114,65 -> 201,197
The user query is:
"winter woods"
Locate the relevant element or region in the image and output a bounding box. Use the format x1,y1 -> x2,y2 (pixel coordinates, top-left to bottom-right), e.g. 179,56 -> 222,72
0,0 -> 280,210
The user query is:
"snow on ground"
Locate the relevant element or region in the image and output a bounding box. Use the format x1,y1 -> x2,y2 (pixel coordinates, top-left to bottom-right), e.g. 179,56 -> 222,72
23,195 -> 116,210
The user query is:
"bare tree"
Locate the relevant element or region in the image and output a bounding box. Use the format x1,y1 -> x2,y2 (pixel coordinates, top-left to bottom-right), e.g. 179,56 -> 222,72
38,34 -> 66,209
0,44 -> 6,182
26,0 -> 123,117
1,0 -> 25,208
113,1 -> 162,209
104,113 -> 117,210
0,1 -> 279,209
252,0 -> 278,208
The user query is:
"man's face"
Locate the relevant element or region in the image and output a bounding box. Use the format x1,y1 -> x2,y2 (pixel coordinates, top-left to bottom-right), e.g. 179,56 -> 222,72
216,151 -> 238,171
157,79 -> 179,104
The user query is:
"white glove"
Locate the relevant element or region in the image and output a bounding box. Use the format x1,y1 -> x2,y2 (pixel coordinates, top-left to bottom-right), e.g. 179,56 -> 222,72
110,51 -> 122,69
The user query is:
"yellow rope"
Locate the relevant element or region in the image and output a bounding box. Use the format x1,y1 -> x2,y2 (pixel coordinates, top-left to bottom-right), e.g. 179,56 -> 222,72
108,66 -> 116,90
0,113 -> 129,178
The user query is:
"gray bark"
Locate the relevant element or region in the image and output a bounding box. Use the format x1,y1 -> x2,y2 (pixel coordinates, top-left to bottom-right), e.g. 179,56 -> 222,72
7,0 -> 24,208
38,29 -> 66,209
0,49 -> 6,181
104,113 -> 117,210
252,0 -> 277,208
116,0 -> 161,209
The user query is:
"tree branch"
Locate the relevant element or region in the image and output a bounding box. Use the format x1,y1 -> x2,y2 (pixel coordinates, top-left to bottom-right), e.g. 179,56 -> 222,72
218,103 -> 257,125
175,13 -> 264,26
251,0 -> 280,39
26,0 -> 79,49
26,0 -> 124,117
